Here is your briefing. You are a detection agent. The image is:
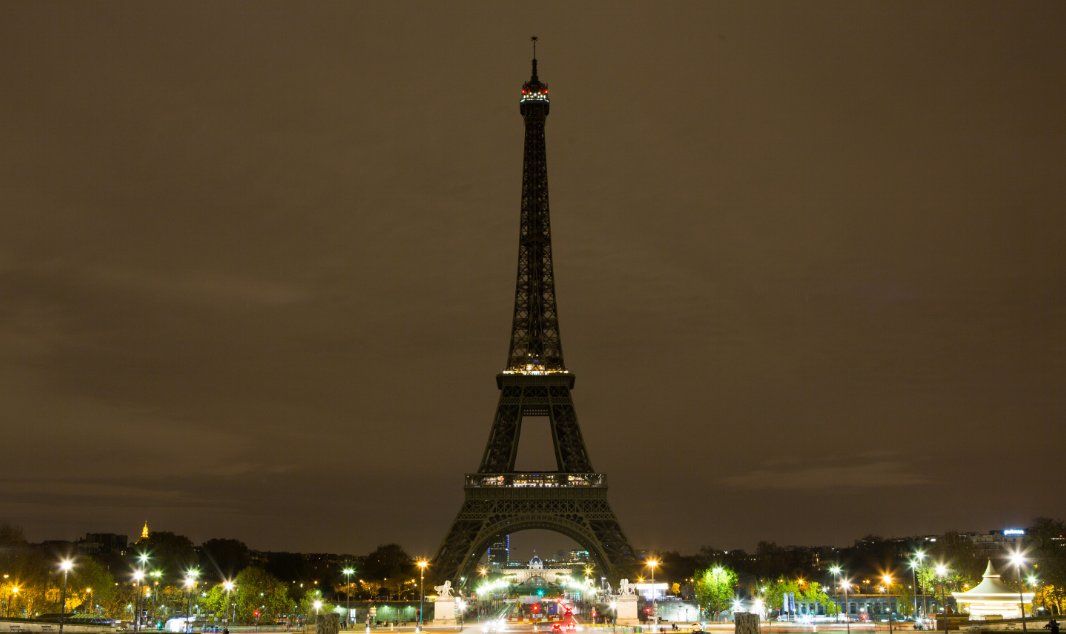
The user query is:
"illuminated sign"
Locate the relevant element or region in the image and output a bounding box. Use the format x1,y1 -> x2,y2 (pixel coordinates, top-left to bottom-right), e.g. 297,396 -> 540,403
1003,528 -> 1025,536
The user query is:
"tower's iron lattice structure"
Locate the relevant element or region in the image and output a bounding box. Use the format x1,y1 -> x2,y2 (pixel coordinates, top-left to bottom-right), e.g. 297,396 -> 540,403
432,46 -> 637,583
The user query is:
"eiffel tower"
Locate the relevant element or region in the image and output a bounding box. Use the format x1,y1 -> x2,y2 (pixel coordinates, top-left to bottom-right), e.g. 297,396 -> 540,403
432,41 -> 637,583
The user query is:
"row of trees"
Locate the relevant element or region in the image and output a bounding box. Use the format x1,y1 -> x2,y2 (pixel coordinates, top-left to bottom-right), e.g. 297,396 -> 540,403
653,518 -> 1066,614
690,564 -> 835,620
0,525 -> 423,621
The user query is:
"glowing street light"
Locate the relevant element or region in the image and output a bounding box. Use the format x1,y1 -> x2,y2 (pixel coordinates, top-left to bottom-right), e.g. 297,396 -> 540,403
313,600 -> 323,615
342,567 -> 355,629
645,558 -> 660,629
910,551 -> 928,621
416,559 -> 429,632
222,580 -> 236,625
132,569 -> 147,631
881,574 -> 896,634
1007,550 -> 1029,633
8,583 -> 20,618
183,569 -> 200,634
57,558 -> 75,634
829,566 -> 851,634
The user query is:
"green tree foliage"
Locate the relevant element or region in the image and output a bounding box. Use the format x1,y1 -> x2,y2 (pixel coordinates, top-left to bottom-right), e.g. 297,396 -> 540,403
693,565 -> 737,620
230,567 -> 294,623
69,557 -> 119,614
763,579 -> 837,617
297,589 -> 335,621
1026,518 -> 1066,613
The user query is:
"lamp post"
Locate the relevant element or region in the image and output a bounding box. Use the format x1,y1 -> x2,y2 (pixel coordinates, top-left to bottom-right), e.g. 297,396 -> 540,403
133,569 -> 146,631
342,567 -> 355,628
184,569 -> 200,634
222,581 -> 236,626
416,559 -> 429,633
477,566 -> 488,623
909,552 -> 926,623
933,564 -> 949,634
58,558 -> 74,634
1008,552 -> 1028,633
9,584 -> 19,618
830,566 -> 851,634
882,574 -> 894,634
639,554 -> 656,630
150,570 -> 163,627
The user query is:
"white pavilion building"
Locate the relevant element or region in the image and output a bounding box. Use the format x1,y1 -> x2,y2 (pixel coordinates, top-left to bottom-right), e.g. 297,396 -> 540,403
953,560 -> 1034,620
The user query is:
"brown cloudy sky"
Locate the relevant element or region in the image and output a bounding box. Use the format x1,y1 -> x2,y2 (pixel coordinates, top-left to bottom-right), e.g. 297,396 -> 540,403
1,2 -> 1064,556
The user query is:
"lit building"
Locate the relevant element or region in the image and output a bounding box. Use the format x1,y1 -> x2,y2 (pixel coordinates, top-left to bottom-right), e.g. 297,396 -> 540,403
505,555 -> 573,585
487,535 -> 510,568
961,529 -> 1027,556
953,561 -> 1033,620
77,533 -> 128,556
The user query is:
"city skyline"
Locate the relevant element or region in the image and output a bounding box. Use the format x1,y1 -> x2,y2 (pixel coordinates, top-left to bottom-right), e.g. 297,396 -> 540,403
1,3 -> 1064,555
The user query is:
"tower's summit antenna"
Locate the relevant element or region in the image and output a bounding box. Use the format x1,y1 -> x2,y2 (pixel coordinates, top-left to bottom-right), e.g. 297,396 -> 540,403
530,36 -> 539,80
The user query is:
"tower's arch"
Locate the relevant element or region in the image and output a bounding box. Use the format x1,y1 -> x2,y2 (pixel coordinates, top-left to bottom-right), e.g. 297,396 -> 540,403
460,520 -> 614,583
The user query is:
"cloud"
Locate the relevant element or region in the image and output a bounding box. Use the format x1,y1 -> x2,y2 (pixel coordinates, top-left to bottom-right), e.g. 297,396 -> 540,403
720,460 -> 931,491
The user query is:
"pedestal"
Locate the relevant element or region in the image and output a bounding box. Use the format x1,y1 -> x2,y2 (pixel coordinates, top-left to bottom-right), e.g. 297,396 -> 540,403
615,595 -> 640,626
433,598 -> 458,626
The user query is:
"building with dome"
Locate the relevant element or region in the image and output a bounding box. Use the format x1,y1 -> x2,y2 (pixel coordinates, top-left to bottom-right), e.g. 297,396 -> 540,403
505,554 -> 574,585
953,561 -> 1033,620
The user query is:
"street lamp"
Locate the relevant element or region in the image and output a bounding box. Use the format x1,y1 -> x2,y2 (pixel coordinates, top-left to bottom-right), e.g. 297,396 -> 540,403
830,566 -> 851,634
58,558 -> 75,634
910,551 -> 927,622
1008,551 -> 1029,633
645,558 -> 660,629
416,559 -> 429,633
882,574 -> 895,634
184,569 -> 200,634
150,570 -> 163,625
342,567 -> 355,628
133,569 -> 146,631
313,600 -> 323,616
223,580 -> 236,625
933,563 -> 949,634
9,583 -> 20,618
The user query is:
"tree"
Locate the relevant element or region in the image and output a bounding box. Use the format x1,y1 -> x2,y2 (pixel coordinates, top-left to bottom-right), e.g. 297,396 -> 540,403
230,567 -> 294,623
762,578 -> 836,619
70,557 -> 119,615
693,565 -> 737,621
1025,518 -> 1066,614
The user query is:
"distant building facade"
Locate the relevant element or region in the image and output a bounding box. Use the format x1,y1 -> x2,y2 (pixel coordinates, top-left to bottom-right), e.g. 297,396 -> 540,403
487,535 -> 510,568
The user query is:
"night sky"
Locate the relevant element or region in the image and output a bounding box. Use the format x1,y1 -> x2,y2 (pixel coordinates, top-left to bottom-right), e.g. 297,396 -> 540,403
2,2 -> 1064,557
